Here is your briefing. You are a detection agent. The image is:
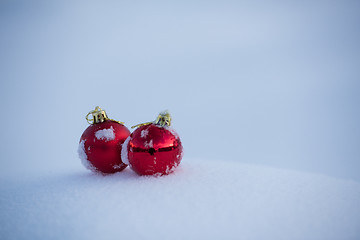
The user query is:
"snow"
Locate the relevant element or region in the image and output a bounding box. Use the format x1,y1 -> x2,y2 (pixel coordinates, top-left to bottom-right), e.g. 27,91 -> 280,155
121,136 -> 131,165
141,129 -> 149,138
95,127 -> 115,142
165,162 -> 179,175
1,159 -> 359,240
165,126 -> 180,140
112,164 -> 125,169
77,140 -> 96,172
144,139 -> 154,148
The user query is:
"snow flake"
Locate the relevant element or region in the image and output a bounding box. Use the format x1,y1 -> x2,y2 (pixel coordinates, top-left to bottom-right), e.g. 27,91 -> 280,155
153,172 -> 162,177
164,126 -> 180,140
144,139 -> 153,148
165,162 -> 179,175
141,129 -> 149,138
113,164 -> 124,169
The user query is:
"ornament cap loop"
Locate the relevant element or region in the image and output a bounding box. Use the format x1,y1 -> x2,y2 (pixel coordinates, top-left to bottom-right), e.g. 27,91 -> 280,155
154,110 -> 171,127
86,106 -> 124,125
131,110 -> 172,129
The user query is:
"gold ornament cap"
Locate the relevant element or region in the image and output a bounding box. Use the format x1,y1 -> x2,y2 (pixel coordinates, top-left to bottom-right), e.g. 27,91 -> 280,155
86,106 -> 124,125
131,110 -> 172,129
154,111 -> 172,127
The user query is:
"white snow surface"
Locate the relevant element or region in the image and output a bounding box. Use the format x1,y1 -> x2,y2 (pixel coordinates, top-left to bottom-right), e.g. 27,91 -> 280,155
95,127 -> 115,142
1,158 -> 360,240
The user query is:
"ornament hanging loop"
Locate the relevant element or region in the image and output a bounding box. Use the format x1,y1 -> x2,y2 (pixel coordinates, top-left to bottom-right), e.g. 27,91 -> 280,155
86,106 -> 124,125
131,111 -> 172,129
155,111 -> 171,127
131,122 -> 153,129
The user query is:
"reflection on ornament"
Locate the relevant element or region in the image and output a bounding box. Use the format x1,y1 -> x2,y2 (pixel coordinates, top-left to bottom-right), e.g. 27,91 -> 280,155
122,111 -> 183,176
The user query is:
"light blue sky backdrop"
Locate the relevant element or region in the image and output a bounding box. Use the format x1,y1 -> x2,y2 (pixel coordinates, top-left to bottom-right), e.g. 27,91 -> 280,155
1,0 -> 359,181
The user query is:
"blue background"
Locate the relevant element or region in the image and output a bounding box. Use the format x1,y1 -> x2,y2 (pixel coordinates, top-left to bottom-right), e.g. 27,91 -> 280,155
1,0 -> 359,181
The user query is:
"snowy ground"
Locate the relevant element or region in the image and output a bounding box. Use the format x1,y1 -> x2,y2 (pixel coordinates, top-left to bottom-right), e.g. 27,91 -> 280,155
1,159 -> 360,240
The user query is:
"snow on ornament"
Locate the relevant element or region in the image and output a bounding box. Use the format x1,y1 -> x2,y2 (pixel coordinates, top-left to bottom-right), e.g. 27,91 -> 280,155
78,106 -> 130,173
122,111 -> 183,176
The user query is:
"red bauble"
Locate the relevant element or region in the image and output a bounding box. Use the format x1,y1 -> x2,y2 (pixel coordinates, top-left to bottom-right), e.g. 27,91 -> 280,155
122,124 -> 183,176
79,120 -> 130,173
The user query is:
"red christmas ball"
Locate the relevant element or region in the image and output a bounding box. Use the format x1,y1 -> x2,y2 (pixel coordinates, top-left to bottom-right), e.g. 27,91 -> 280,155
122,123 -> 183,176
78,107 -> 130,174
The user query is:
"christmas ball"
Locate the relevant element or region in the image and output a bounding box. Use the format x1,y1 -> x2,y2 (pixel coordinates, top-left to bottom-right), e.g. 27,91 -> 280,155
78,107 -> 130,173
122,111 -> 183,176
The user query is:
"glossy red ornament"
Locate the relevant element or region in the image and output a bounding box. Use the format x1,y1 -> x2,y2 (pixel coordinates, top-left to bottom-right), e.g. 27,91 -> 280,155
78,107 -> 130,174
122,114 -> 183,176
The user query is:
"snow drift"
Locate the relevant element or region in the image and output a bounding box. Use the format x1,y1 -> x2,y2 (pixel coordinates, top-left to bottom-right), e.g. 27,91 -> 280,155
1,158 -> 359,240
